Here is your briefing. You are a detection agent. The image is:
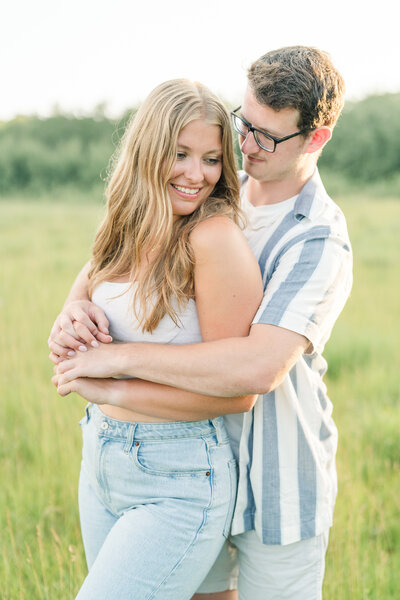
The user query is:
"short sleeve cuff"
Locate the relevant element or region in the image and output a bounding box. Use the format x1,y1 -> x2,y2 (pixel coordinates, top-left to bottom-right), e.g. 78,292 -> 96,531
252,308 -> 321,353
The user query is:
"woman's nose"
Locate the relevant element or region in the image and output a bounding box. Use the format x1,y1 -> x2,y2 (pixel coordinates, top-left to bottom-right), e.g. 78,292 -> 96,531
184,159 -> 203,182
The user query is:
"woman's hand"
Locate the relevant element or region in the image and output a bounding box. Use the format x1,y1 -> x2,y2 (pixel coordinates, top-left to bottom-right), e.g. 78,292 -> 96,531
54,343 -> 123,382
52,373 -> 120,405
48,300 -> 112,363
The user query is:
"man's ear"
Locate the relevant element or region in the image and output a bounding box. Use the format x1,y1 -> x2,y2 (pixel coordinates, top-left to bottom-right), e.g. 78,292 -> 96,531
305,126 -> 332,154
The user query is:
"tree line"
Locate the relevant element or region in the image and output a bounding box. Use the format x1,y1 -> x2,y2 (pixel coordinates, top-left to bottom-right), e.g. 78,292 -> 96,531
0,93 -> 399,195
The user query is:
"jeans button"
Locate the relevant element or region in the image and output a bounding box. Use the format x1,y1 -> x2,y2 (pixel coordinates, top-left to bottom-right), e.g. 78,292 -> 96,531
101,421 -> 109,430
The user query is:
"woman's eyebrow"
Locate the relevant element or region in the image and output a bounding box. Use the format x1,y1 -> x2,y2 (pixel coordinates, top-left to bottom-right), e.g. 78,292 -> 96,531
178,144 -> 222,154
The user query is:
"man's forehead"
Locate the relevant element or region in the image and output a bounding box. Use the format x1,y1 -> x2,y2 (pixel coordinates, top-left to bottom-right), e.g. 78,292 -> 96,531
242,86 -> 300,131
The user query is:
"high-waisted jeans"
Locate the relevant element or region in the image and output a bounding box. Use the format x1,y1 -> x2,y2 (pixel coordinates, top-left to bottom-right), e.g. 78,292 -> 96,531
75,404 -> 237,600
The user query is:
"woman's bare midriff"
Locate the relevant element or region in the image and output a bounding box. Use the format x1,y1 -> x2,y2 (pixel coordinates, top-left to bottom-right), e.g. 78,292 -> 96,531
99,404 -> 182,423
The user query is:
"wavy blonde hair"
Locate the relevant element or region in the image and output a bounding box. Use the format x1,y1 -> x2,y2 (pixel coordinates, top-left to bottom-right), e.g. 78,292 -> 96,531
88,79 -> 242,332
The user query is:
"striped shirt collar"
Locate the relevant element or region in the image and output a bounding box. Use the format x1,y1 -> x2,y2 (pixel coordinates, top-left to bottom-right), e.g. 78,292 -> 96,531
240,167 -> 327,223
293,168 -> 327,221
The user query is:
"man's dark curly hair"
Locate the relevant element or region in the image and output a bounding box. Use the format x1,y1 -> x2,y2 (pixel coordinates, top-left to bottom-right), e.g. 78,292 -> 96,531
248,46 -> 345,132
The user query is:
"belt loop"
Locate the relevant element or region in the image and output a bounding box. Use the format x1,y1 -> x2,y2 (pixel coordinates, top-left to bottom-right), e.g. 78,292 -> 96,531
211,418 -> 223,445
85,403 -> 92,423
124,423 -> 137,454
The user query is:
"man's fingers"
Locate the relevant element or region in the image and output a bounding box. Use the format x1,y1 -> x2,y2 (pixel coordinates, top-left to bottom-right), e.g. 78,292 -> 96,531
49,352 -> 65,365
52,373 -> 72,397
56,369 -> 78,386
51,374 -> 60,386
56,360 -> 71,374
56,360 -> 78,378
57,383 -> 72,397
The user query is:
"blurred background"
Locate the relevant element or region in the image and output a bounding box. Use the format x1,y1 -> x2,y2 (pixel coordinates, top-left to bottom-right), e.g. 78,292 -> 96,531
1,0 -> 400,198
1,1 -> 399,598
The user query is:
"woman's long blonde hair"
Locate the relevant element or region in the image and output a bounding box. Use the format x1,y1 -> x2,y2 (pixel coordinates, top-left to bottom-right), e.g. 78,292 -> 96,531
88,79 -> 242,332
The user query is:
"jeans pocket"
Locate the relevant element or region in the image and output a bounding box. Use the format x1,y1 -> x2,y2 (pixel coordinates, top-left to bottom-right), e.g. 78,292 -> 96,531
223,459 -> 238,538
132,437 -> 212,477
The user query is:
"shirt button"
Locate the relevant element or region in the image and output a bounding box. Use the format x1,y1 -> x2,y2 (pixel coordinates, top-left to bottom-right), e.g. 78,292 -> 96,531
101,421 -> 109,430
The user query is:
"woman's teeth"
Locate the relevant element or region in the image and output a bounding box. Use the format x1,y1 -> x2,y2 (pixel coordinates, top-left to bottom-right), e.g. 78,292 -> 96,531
172,185 -> 200,195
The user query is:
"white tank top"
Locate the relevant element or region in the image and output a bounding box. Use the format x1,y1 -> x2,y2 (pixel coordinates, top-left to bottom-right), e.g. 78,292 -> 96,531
91,282 -> 202,345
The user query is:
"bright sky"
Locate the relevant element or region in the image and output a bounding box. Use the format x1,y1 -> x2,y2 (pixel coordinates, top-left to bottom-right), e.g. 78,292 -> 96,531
1,0 -> 399,120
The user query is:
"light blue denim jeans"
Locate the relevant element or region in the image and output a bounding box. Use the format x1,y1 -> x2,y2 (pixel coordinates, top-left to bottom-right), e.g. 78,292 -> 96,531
75,404 -> 237,600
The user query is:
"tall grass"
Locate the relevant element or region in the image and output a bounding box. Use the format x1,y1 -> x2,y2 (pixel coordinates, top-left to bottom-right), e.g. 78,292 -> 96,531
322,193 -> 400,599
1,192 -> 399,598
0,197 -> 103,598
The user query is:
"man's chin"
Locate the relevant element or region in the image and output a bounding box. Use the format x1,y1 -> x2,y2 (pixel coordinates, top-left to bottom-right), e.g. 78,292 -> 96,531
243,158 -> 267,179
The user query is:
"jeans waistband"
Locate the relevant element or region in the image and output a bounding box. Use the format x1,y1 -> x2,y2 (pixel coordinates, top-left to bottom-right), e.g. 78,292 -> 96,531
85,403 -> 228,444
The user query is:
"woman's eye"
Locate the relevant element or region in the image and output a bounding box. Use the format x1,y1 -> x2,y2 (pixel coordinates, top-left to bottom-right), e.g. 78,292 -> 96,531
176,152 -> 186,160
205,157 -> 221,165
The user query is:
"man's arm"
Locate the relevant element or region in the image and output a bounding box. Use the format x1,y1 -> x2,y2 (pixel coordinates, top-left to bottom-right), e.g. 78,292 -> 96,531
116,323 -> 309,396
52,375 -> 258,419
55,324 -> 308,397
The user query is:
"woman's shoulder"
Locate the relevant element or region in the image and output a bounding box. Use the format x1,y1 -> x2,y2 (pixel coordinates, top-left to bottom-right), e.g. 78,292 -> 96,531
189,215 -> 245,253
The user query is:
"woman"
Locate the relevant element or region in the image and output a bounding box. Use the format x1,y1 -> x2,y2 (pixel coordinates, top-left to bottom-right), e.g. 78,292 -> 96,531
51,79 -> 263,599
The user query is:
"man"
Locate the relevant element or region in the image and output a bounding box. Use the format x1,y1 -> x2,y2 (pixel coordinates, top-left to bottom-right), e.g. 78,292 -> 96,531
50,46 -> 352,599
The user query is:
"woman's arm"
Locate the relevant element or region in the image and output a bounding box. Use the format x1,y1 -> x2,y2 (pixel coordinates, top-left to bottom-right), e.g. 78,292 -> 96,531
55,216 -> 264,417
190,215 -> 263,343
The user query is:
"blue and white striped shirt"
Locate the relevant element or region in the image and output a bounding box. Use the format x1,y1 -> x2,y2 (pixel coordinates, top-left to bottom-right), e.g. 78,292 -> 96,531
226,168 -> 353,545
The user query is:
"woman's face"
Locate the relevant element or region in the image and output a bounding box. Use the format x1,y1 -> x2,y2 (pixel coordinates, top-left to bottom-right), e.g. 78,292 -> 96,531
167,119 -> 223,218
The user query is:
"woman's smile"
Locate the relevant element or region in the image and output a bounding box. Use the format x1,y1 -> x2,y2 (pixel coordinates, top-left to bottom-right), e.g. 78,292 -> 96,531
167,118 -> 222,216
170,183 -> 202,199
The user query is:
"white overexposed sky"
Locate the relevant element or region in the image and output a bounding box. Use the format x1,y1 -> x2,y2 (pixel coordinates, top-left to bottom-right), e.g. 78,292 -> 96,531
1,0 -> 399,120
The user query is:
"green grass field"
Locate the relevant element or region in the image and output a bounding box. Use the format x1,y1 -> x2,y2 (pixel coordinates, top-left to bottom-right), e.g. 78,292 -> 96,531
1,191 -> 399,599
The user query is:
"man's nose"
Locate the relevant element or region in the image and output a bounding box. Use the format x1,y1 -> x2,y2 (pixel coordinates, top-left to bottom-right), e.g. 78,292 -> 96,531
240,131 -> 260,154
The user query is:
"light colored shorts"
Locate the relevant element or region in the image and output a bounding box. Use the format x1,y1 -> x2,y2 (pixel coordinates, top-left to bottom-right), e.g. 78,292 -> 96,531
196,529 -> 329,600
76,403 -> 237,600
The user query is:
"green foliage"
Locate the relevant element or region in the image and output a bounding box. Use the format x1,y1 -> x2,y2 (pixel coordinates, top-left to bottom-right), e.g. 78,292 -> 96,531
2,92 -> 400,195
0,112 -> 131,194
320,93 -> 400,182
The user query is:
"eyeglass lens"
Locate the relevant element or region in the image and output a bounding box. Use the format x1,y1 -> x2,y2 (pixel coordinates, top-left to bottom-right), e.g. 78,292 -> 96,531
232,114 -> 275,152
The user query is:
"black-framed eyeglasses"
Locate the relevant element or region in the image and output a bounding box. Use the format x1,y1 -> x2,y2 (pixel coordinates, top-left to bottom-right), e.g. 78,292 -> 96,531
231,106 -> 309,153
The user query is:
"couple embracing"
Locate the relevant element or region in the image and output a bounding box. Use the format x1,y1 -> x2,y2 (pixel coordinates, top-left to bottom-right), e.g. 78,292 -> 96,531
49,46 -> 352,599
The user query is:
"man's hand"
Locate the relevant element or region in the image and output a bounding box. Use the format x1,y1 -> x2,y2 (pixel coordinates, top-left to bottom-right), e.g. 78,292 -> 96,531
54,343 -> 122,382
52,373 -> 121,404
48,300 -> 112,363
